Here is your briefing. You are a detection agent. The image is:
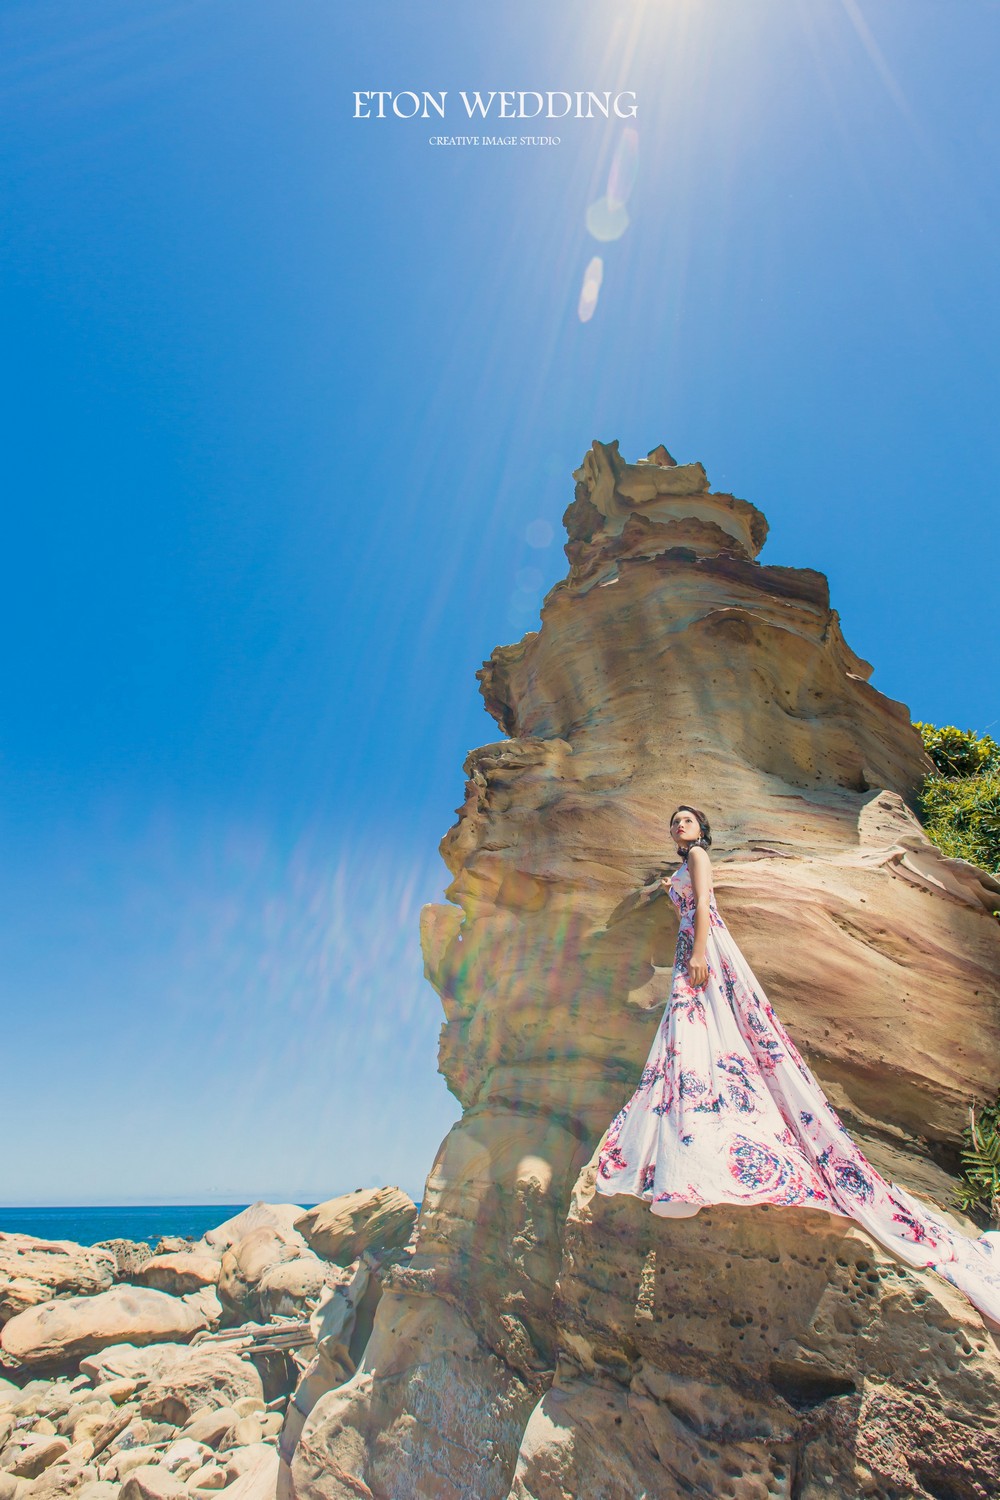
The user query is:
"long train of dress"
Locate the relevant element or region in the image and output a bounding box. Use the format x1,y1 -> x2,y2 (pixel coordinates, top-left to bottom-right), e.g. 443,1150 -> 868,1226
594,860 -> 1000,1325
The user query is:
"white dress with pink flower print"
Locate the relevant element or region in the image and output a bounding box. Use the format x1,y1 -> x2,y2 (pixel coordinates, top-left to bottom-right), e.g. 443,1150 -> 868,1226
594,859 -> 1000,1326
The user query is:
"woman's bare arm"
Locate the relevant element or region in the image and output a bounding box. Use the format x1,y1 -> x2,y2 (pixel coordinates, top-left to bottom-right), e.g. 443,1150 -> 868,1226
687,845 -> 712,988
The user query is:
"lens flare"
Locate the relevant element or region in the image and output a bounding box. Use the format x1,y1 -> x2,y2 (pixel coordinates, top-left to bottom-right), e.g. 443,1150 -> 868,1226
585,196 -> 630,243
525,520 -> 554,548
577,255 -> 604,322
606,126 -> 639,212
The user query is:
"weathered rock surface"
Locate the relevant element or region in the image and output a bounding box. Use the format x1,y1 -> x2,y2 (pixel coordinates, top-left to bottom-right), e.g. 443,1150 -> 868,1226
1,1434 -> 70,1478
219,1444 -> 278,1500
201,1206 -> 305,1258
0,1239 -> 116,1329
2,1289 -> 222,1367
181,1406 -> 242,1449
118,1464 -> 186,1500
68,1342 -> 267,1430
218,1229 -> 314,1323
132,1257 -> 219,1298
256,1260 -> 327,1322
140,1350 -> 264,1427
288,443 -> 1000,1499
294,1190 -> 416,1266
92,1245 -> 152,1285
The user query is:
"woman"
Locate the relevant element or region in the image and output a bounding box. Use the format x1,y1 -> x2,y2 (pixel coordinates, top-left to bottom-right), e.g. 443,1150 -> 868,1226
594,805 -> 1000,1325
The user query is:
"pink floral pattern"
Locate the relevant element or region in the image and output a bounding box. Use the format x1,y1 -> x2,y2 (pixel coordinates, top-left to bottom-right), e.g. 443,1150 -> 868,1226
594,862 -> 1000,1325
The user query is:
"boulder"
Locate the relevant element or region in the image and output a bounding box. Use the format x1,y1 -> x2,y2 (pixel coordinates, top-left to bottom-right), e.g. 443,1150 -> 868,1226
217,1418 -> 261,1451
25,1457 -> 97,1500
3,1436 -> 70,1478
223,1445 -> 272,1480
150,1240 -> 191,1258
160,1438 -> 209,1477
102,1446 -> 163,1483
256,1257 -> 327,1319
25,1464 -> 96,1500
90,1379 -> 140,1408
217,1229 -> 310,1320
118,1465 -> 187,1500
11,1384 -> 88,1429
137,1348 -> 264,1427
77,1484 -> 118,1500
220,1444 -> 278,1500
92,1243 -> 152,1284
186,1461 -> 226,1490
180,1408 -> 240,1449
65,1411 -> 115,1448
133,1258 -> 219,1298
0,1237 -> 115,1328
79,1345 -> 177,1387
200,1206 -> 305,1257
228,1401 -> 263,1420
294,1188 -> 416,1265
1,1289 -> 222,1367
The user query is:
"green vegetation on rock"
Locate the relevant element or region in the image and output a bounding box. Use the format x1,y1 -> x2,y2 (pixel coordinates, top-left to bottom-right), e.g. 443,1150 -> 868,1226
915,724 -> 1000,1220
914,721 -> 1000,874
955,1092 -> 1000,1224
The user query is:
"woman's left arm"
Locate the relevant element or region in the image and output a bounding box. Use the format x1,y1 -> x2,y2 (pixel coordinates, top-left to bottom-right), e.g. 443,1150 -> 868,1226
687,845 -> 712,989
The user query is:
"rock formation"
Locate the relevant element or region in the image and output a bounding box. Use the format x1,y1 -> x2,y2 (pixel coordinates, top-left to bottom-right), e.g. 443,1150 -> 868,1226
289,442 -> 1000,1500
0,1190 -> 415,1500
0,1239 -> 117,1328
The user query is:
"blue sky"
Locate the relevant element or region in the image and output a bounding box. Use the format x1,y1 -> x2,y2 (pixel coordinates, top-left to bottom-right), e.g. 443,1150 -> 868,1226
1,0 -> 997,1205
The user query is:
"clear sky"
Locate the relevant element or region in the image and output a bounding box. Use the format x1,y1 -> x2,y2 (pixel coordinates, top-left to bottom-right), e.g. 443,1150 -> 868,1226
1,1 -> 997,1205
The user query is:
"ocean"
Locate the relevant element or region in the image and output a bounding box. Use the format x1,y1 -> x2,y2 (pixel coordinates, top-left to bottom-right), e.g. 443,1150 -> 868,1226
0,1205 -> 256,1247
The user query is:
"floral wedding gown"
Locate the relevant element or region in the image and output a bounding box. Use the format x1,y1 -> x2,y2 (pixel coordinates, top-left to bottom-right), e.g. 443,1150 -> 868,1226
594,859 -> 1000,1325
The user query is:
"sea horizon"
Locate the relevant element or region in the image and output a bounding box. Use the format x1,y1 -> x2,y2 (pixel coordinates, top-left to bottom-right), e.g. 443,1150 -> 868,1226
0,1197 -> 421,1248
0,1202 -> 274,1247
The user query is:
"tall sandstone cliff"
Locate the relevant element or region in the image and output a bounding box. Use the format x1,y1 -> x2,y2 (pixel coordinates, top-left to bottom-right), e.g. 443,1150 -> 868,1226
289,443 -> 1000,1500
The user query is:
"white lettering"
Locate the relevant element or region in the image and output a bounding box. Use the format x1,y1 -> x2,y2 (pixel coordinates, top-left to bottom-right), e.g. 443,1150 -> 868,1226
581,91 -> 611,119
614,91 -> 638,118
460,91 -> 497,118
392,91 -> 421,118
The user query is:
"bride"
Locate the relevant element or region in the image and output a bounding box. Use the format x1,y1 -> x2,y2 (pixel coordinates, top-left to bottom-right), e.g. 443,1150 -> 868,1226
594,805 -> 1000,1325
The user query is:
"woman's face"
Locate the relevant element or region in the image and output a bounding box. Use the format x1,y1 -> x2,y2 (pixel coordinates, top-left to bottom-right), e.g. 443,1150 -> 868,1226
670,808 -> 701,849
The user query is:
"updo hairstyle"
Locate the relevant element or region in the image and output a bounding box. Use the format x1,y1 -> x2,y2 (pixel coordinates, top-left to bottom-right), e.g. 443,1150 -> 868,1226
670,805 -> 713,853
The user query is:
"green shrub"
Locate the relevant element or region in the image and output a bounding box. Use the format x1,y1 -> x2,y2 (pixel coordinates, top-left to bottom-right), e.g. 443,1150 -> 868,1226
914,722 -> 1000,778
955,1092 -> 1000,1224
914,722 -> 1000,875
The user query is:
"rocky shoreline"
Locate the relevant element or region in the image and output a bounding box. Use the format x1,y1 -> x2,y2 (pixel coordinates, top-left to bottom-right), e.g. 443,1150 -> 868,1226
0,1190 -> 416,1500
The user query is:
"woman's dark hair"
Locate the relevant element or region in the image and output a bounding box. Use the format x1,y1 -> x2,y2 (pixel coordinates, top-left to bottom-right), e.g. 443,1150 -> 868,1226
646,806 -> 714,882
670,805 -> 713,849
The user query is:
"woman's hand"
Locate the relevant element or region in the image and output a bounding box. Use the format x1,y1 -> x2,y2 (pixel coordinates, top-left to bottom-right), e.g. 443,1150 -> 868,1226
688,951 -> 709,989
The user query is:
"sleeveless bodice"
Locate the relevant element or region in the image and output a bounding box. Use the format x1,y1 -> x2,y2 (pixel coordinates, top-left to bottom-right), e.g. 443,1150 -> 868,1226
668,861 -> 723,932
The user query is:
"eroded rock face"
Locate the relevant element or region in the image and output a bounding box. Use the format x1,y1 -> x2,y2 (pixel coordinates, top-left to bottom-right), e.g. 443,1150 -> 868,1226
218,1227 -> 314,1322
1,1286 -> 222,1367
134,1255 -> 220,1297
290,443 -> 1000,1500
0,1237 -> 116,1329
295,1189 -> 416,1266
